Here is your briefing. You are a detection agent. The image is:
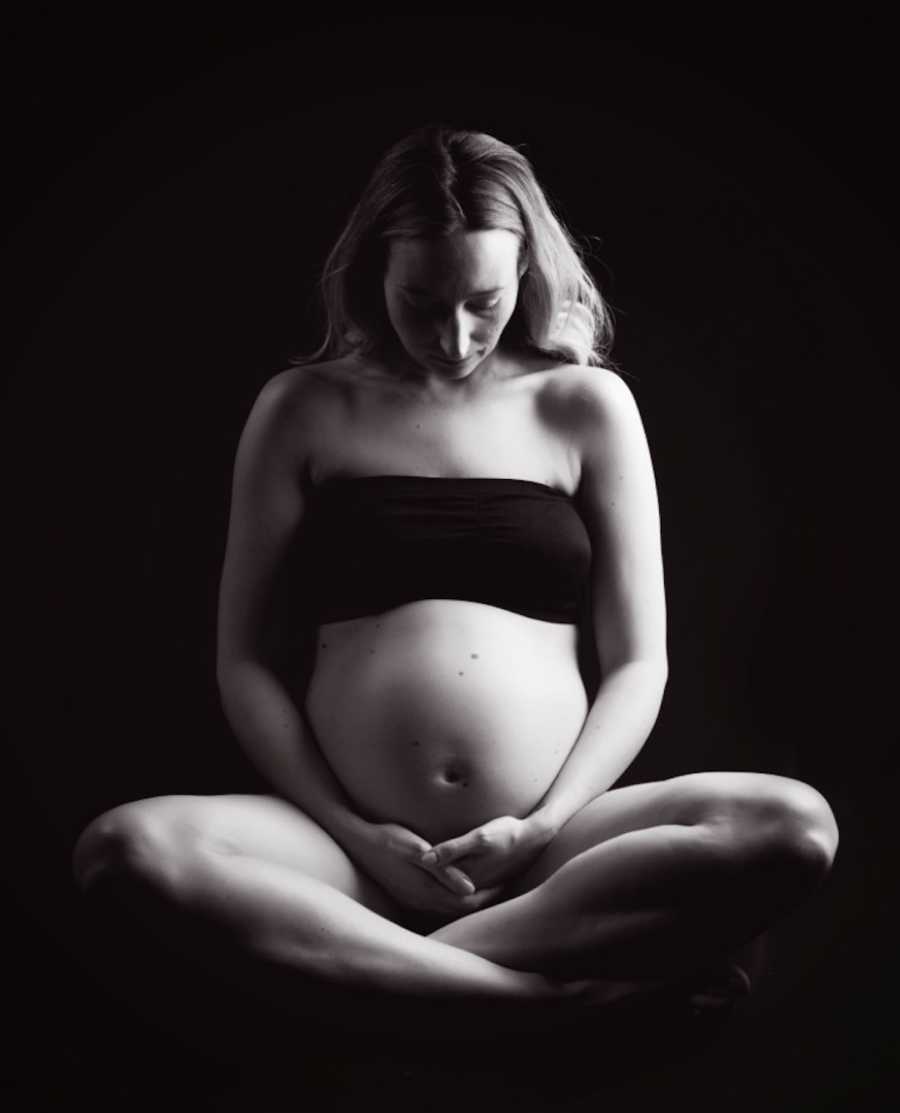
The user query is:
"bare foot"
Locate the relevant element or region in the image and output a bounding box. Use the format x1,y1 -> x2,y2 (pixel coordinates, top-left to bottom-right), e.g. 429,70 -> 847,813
548,961 -> 752,1016
554,975 -> 673,1010
685,962 -> 752,1014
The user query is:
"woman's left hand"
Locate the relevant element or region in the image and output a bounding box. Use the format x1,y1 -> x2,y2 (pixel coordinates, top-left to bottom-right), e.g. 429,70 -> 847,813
420,815 -> 555,891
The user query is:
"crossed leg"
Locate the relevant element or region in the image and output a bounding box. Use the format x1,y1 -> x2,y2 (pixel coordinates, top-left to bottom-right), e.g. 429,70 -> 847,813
73,794 -> 556,1006
72,772 -> 838,1009
431,771 -> 839,980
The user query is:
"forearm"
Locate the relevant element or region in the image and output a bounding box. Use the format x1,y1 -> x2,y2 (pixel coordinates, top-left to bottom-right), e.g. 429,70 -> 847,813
218,659 -> 367,847
531,659 -> 667,834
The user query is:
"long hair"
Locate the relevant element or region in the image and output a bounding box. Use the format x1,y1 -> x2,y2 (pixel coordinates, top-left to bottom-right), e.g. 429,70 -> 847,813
295,125 -> 615,368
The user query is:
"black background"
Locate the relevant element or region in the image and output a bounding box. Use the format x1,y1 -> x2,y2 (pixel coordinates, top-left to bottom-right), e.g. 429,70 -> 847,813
4,11 -> 898,1111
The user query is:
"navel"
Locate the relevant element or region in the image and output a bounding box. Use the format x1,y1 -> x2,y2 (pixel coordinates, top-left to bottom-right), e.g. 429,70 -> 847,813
435,759 -> 470,788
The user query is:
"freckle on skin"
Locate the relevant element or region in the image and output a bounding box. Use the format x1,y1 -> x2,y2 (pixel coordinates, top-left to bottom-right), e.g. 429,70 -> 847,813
470,653 -> 479,659
458,671 -> 464,676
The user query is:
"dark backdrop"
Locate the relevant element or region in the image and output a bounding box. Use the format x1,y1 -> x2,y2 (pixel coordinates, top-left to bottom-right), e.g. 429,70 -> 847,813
4,13 -> 897,1111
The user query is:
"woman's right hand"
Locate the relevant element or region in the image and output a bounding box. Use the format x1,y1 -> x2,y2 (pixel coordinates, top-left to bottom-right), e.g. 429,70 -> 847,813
347,820 -> 503,920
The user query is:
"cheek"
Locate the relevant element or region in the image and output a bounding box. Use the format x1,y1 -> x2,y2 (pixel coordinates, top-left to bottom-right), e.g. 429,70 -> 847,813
494,292 -> 519,330
488,306 -> 516,339
386,299 -> 421,339
398,312 -> 431,341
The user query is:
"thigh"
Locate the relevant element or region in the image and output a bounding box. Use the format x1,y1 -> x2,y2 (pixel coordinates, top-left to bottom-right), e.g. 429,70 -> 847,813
506,770 -> 801,897
94,792 -> 401,921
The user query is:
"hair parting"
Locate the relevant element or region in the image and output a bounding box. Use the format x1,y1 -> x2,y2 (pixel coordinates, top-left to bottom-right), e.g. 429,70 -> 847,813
293,124 -> 617,370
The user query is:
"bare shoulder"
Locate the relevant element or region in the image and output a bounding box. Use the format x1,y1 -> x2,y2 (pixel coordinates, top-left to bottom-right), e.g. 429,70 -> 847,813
253,358 -> 352,418
535,364 -> 642,441
227,360 -> 358,493
245,357 -> 362,449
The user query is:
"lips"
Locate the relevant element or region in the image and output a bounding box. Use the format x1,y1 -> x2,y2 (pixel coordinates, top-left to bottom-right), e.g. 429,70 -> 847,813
429,353 -> 472,367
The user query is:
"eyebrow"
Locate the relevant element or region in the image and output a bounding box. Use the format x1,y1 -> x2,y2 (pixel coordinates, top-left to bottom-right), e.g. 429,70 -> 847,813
399,285 -> 505,297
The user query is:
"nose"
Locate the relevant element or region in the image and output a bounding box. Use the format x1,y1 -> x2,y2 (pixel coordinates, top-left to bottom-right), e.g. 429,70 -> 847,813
437,309 -> 473,361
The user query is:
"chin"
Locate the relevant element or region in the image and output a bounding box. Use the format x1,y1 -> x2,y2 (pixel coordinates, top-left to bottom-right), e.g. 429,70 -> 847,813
434,347 -> 494,370
424,355 -> 475,374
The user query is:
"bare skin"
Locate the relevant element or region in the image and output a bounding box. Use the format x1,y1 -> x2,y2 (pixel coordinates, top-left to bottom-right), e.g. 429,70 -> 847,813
73,230 -> 840,1024
305,601 -> 589,846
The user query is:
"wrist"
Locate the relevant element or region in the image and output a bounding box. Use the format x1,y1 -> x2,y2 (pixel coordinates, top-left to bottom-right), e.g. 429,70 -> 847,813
526,806 -> 566,845
319,806 -> 374,852
530,785 -> 597,838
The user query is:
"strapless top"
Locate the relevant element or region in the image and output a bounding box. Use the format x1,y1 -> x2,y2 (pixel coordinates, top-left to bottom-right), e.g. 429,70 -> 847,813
301,474 -> 592,624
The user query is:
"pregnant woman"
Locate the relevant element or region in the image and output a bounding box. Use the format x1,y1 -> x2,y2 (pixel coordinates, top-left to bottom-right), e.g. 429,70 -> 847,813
73,125 -> 839,1020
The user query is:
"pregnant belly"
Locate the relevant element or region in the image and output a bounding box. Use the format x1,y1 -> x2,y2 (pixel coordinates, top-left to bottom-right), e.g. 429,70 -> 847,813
304,601 -> 589,843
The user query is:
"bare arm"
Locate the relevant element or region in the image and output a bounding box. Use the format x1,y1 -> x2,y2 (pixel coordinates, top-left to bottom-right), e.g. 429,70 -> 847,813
424,368 -> 668,883
532,368 -> 668,833
216,370 -> 367,847
217,370 -> 482,911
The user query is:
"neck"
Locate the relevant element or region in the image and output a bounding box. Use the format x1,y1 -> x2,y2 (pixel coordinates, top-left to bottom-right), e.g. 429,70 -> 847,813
383,343 -> 520,404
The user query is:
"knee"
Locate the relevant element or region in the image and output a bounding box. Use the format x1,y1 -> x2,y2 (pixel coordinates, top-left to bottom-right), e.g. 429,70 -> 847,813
784,780 -> 839,866
72,799 -> 189,896
725,777 -> 839,883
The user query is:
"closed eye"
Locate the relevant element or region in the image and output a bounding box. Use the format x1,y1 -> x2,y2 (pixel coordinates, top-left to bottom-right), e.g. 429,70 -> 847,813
404,297 -> 437,314
403,298 -> 501,316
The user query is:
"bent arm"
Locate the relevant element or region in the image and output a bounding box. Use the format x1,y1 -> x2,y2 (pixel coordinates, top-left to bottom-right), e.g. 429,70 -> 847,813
216,371 -> 368,847
219,659 -> 369,844
532,369 -> 668,834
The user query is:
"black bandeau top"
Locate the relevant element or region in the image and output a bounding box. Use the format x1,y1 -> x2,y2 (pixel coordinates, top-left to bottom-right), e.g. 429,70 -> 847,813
301,474 -> 592,624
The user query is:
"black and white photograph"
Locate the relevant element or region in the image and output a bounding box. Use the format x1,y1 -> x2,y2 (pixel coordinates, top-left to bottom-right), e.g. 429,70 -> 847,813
4,13 -> 897,1111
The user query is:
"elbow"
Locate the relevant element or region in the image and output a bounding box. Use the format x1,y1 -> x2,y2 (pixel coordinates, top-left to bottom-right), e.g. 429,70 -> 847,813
595,623 -> 668,693
216,655 -> 268,738
639,654 -> 668,701
628,655 -> 668,723
603,652 -> 668,699
217,649 -> 283,710
216,652 -> 258,704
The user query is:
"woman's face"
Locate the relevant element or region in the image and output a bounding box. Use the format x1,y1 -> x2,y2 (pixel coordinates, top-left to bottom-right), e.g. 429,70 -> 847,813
383,229 -> 525,380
